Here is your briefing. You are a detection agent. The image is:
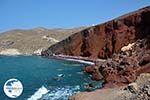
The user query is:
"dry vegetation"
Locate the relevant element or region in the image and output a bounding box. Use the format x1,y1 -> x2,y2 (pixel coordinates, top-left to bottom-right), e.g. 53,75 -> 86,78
0,27 -> 86,54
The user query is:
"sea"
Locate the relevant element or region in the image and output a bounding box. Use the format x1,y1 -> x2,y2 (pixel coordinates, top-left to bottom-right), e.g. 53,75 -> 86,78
0,55 -> 102,100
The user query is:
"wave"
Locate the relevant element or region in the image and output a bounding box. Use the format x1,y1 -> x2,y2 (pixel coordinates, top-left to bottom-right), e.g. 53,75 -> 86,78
27,85 -> 80,100
41,85 -> 80,100
27,86 -> 49,100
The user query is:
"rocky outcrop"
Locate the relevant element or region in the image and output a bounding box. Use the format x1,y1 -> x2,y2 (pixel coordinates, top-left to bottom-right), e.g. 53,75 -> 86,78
42,6 -> 150,89
84,39 -> 150,88
41,6 -> 150,100
42,6 -> 150,59
70,73 -> 150,100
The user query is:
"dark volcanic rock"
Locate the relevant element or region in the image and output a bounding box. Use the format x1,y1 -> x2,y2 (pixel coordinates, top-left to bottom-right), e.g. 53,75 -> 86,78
42,6 -> 150,59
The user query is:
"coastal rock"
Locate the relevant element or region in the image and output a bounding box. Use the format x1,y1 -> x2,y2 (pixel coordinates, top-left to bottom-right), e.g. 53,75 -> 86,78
41,6 -> 150,100
84,66 -> 95,74
84,65 -> 103,81
42,7 -> 150,87
92,72 -> 103,81
70,73 -> 150,100
84,38 -> 150,87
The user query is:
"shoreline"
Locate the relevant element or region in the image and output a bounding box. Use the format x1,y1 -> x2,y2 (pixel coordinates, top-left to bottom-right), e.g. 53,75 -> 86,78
70,73 -> 150,100
44,54 -> 106,65
1,45 -> 149,100
48,54 -> 97,65
69,38 -> 150,100
0,53 -> 99,65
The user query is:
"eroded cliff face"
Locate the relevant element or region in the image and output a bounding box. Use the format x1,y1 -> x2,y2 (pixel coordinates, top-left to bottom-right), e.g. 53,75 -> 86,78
42,6 -> 150,59
84,39 -> 150,87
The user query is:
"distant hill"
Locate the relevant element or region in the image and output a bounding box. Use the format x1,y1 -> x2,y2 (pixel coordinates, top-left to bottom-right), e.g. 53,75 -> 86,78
0,27 -> 87,55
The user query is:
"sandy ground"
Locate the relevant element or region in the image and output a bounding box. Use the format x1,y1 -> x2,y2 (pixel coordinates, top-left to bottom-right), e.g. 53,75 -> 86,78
70,87 -> 131,100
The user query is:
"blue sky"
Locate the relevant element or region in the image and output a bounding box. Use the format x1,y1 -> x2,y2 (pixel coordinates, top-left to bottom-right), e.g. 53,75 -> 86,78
0,0 -> 150,32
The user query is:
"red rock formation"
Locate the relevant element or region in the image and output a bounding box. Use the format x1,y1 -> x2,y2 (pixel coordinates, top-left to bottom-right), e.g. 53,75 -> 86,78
42,6 -> 150,59
84,65 -> 103,81
42,6 -> 150,88
85,39 -> 150,88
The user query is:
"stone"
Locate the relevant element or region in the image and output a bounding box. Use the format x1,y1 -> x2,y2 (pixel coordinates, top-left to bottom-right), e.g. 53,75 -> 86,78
84,66 -> 95,74
128,83 -> 138,93
91,72 -> 103,81
147,89 -> 150,96
139,56 -> 150,66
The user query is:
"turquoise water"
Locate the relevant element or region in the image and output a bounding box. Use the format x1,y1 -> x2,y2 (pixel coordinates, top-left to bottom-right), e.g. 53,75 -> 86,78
0,56 -> 102,100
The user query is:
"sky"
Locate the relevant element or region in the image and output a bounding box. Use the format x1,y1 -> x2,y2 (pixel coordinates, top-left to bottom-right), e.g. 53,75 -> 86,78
0,0 -> 150,32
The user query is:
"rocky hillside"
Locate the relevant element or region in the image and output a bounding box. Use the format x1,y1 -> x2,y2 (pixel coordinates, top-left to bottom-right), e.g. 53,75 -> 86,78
42,6 -> 150,59
0,27 -> 86,55
70,73 -> 150,100
84,38 -> 150,86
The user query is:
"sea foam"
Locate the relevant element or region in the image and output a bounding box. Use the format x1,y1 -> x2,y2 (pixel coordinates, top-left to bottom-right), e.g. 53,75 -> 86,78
27,86 -> 49,100
41,85 -> 80,100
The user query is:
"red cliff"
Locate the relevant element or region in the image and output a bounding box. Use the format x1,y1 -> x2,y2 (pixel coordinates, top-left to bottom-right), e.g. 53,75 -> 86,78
42,6 -> 150,88
42,6 -> 150,59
